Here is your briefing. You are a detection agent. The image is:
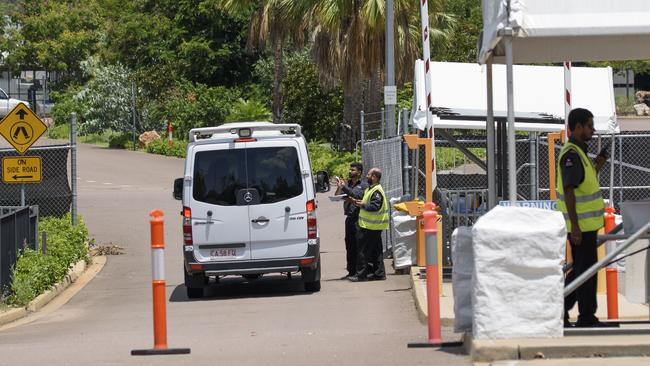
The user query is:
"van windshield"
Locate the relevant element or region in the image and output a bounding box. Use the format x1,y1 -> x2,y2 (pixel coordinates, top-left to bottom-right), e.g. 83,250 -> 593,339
193,146 -> 303,206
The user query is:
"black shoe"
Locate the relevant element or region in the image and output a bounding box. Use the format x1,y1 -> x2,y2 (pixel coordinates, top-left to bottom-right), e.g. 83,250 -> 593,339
575,320 -> 617,328
367,274 -> 386,281
339,274 -> 353,280
348,275 -> 367,282
564,320 -> 574,328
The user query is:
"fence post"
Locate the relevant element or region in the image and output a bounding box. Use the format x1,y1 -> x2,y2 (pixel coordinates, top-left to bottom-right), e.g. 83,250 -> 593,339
402,109 -> 411,197
71,112 -> 78,226
380,107 -> 385,140
41,231 -> 47,255
360,110 -> 365,159
529,132 -> 537,200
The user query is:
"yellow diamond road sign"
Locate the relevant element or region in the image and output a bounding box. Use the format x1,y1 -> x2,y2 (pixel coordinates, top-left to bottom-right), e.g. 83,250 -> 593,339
2,156 -> 42,183
0,102 -> 48,154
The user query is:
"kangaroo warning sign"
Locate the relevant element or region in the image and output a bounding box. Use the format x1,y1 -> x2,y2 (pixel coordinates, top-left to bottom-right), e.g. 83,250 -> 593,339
0,102 -> 48,154
2,156 -> 42,183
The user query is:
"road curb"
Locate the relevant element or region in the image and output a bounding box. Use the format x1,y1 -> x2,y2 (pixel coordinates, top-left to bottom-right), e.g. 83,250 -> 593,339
0,256 -> 103,327
409,266 -> 454,327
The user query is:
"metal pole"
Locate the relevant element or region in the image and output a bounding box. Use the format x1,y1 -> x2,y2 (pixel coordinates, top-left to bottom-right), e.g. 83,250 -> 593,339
486,59 -> 496,208
618,135 -> 623,203
402,109 -> 411,197
71,112 -> 78,226
529,132 -> 537,200
360,110 -> 365,159
609,135 -> 615,207
565,221 -> 650,297
535,133 -> 540,199
20,184 -> 25,206
381,107 -> 385,140
132,82 -> 137,151
504,27 -> 516,204
385,0 -> 396,137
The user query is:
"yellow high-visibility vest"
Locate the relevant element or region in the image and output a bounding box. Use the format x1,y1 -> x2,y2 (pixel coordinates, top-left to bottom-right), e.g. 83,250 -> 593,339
358,184 -> 389,231
556,141 -> 605,232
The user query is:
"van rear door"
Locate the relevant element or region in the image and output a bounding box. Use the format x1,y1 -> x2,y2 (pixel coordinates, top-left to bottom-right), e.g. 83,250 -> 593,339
190,143 -> 251,262
247,140 -> 309,260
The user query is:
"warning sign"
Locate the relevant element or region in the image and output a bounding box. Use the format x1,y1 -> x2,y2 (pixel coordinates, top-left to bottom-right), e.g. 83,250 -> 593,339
2,156 -> 42,183
0,103 -> 48,154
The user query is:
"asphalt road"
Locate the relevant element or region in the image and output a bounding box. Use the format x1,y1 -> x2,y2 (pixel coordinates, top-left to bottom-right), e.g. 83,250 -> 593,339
0,142 -> 470,365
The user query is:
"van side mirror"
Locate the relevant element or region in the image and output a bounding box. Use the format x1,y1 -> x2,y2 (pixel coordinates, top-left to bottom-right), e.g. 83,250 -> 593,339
315,171 -> 330,193
173,178 -> 183,200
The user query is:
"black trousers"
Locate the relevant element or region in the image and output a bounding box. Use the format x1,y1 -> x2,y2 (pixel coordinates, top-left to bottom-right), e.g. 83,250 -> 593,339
564,230 -> 599,323
344,216 -> 359,275
355,226 -> 386,278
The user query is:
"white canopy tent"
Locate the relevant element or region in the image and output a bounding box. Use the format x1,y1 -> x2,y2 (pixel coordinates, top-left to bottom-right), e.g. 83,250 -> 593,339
478,0 -> 650,206
412,62 -> 618,133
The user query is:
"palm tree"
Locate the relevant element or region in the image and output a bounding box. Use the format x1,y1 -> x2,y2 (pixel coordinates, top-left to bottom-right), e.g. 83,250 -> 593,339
217,0 -> 304,123
284,0 -> 452,149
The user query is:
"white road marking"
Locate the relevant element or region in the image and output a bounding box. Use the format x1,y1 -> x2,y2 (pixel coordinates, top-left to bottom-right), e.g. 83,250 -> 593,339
86,180 -> 96,183
102,182 -> 113,185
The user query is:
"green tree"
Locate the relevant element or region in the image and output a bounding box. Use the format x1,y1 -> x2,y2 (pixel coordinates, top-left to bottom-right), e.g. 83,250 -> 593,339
217,0 -> 306,124
281,52 -> 342,142
439,0 -> 482,63
287,0 -> 452,149
2,1 -> 103,84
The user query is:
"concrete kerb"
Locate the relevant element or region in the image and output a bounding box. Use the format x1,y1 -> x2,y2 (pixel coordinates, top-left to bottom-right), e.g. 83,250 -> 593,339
0,256 -> 104,327
409,265 -> 455,327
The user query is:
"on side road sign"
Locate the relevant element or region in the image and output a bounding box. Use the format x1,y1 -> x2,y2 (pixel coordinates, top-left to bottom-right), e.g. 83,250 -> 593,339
0,102 -> 48,154
2,156 -> 42,183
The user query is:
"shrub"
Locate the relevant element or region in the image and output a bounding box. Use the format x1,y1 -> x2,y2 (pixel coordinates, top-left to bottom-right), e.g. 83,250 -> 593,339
108,132 -> 136,149
145,139 -> 187,158
47,123 -> 70,140
8,214 -> 90,307
308,141 -> 360,179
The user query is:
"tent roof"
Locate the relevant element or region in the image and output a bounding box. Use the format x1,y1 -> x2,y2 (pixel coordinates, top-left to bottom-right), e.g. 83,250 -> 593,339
479,0 -> 650,64
412,62 -> 619,134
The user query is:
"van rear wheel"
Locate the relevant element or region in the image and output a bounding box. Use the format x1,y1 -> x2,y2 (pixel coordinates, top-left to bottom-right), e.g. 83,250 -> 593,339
184,267 -> 205,299
304,280 -> 321,292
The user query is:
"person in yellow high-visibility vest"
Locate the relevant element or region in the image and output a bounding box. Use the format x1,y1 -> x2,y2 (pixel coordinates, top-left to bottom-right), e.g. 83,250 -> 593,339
557,108 -> 609,328
348,168 -> 388,282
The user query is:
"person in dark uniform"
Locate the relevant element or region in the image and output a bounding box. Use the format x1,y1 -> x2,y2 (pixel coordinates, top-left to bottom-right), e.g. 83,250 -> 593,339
335,163 -> 367,279
557,108 -> 609,328
348,168 -> 388,282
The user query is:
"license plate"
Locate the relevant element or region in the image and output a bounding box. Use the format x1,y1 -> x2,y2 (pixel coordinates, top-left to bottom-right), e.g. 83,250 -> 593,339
210,249 -> 236,258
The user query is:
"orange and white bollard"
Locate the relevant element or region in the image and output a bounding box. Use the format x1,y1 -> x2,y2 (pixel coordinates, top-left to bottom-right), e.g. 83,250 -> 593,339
167,121 -> 173,147
604,206 -> 619,320
408,202 -> 462,348
132,210 -> 190,356
423,202 -> 442,344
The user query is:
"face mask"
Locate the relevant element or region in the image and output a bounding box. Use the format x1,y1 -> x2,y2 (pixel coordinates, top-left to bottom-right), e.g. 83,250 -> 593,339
367,178 -> 373,185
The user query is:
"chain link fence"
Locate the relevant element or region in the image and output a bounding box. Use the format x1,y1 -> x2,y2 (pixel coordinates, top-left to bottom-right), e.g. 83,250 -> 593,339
364,107 -> 650,267
0,116 -> 77,219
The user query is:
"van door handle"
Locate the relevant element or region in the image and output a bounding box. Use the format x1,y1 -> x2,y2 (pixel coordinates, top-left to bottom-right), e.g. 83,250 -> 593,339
251,218 -> 270,224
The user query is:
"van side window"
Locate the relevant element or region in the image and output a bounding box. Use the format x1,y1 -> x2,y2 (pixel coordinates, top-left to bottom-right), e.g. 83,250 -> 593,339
193,149 -> 246,206
248,146 -> 303,204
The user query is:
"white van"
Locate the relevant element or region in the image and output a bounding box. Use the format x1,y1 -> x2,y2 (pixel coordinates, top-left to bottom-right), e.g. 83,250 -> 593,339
173,122 -> 328,298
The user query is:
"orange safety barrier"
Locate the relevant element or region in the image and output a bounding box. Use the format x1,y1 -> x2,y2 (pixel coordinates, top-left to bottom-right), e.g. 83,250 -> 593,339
131,210 -> 190,356
604,206 -> 619,319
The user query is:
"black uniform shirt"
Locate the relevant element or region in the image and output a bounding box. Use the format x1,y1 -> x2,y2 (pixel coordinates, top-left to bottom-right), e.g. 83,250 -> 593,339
341,180 -> 368,217
560,138 -> 589,189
